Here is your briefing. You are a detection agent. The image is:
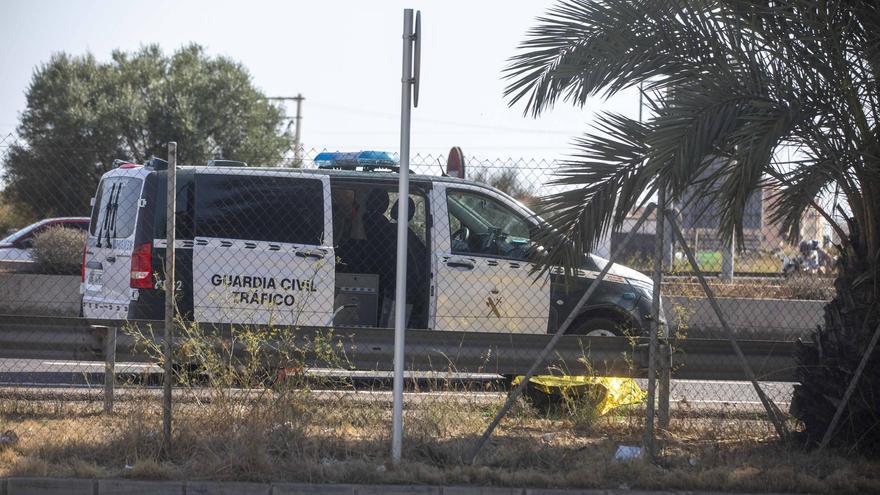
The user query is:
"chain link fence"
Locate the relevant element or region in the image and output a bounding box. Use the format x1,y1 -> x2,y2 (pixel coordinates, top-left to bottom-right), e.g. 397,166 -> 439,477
0,135 -> 839,487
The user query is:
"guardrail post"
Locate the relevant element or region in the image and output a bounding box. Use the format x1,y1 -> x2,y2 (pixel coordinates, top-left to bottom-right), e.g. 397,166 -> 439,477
103,326 -> 117,414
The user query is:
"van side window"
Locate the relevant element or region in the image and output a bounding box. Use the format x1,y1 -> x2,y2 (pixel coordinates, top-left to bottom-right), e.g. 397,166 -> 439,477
446,190 -> 531,260
195,175 -> 324,245
154,176 -> 195,240
89,177 -> 142,239
388,192 -> 428,245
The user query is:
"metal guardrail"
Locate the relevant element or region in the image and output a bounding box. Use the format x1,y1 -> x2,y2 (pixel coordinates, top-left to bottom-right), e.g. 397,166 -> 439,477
0,314 -> 798,382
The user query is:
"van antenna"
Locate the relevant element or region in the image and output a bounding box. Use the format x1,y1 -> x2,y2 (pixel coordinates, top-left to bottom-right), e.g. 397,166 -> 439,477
438,157 -> 447,177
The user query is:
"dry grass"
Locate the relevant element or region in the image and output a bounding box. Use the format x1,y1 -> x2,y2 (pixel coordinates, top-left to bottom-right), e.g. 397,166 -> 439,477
3,320 -> 872,492
0,392 -> 878,493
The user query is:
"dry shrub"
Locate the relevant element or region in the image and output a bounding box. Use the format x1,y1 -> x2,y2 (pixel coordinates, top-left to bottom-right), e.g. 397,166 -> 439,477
31,225 -> 86,274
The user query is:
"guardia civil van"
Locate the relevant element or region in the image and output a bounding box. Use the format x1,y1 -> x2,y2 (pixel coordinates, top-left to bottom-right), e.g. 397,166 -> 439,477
82,152 -> 660,336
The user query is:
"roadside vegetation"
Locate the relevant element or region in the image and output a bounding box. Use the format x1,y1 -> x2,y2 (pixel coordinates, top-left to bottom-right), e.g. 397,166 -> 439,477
0,393 -> 879,492
31,226 -> 87,275
663,276 -> 835,301
0,318 -> 876,492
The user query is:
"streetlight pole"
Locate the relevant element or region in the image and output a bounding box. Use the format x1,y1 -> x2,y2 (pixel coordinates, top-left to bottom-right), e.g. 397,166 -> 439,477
268,95 -> 305,165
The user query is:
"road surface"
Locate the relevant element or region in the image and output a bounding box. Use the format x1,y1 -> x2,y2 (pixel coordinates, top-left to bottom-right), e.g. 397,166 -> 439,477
0,358 -> 793,413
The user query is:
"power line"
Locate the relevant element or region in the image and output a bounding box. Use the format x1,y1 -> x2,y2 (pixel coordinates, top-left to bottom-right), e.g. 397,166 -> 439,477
308,99 -> 576,135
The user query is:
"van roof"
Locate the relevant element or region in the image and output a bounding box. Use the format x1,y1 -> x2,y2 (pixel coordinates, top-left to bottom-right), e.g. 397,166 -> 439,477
174,164 -> 479,187
100,163 -> 526,210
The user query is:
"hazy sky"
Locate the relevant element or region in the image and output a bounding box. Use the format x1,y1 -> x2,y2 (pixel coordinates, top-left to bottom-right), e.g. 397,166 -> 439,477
0,0 -> 640,162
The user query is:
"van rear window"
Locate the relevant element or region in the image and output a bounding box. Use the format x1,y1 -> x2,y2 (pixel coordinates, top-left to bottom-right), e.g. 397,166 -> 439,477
194,175 -> 324,245
89,177 -> 143,239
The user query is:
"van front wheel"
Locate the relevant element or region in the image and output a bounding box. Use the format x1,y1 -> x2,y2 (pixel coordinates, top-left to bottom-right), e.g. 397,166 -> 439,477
575,317 -> 627,337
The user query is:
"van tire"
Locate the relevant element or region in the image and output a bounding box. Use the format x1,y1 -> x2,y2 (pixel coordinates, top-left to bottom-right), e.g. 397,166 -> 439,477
574,317 -> 628,337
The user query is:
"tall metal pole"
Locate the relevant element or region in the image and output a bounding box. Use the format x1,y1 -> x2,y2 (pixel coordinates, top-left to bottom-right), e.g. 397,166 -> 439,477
293,93 -> 304,165
163,142 -> 177,456
391,8 -> 415,465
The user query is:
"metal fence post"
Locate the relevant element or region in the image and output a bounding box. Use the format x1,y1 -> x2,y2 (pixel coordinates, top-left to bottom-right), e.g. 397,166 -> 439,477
721,227 -> 735,282
644,188 -> 666,458
658,203 -> 672,431
103,326 -> 117,414
163,142 -> 177,456
658,341 -> 671,430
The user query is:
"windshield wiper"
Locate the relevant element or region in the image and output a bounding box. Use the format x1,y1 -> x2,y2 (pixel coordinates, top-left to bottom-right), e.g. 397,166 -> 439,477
109,185 -> 121,242
96,183 -> 117,248
105,184 -> 121,248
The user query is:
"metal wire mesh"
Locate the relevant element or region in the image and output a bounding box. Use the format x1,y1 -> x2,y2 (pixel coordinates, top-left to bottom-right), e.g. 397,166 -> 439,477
0,137 -> 835,480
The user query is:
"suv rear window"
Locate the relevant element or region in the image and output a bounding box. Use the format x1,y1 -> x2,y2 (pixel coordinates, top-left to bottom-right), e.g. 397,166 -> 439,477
194,174 -> 324,245
89,177 -> 143,239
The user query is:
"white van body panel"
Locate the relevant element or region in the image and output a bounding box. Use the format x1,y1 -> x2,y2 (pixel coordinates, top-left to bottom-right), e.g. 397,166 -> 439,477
192,238 -> 336,326
190,169 -> 336,326
431,182 -> 551,334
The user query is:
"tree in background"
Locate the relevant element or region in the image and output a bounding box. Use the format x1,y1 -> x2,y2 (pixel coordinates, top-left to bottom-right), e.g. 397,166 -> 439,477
2,44 -> 291,218
470,166 -> 538,205
506,1 -> 879,453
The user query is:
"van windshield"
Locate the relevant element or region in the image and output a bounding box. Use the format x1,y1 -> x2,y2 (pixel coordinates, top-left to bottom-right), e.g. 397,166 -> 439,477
89,177 -> 142,239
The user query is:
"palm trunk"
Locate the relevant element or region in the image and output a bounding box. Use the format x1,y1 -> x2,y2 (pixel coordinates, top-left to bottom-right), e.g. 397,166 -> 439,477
792,213 -> 880,454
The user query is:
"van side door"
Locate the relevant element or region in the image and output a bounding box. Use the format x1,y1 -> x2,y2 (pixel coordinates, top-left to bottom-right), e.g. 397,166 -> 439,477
431,184 -> 550,333
191,170 -> 335,326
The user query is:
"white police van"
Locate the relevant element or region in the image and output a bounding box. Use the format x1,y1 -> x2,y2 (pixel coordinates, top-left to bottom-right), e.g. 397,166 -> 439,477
82,152 -> 659,336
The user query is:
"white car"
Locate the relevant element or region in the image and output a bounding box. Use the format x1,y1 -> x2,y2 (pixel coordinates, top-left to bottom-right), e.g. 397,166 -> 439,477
0,217 -> 90,262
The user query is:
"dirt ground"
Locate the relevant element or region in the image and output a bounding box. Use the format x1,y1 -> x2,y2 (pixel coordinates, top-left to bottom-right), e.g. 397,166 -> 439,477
0,389 -> 877,494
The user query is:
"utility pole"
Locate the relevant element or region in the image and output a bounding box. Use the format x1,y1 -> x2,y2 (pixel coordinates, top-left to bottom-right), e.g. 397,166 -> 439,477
268,95 -> 305,165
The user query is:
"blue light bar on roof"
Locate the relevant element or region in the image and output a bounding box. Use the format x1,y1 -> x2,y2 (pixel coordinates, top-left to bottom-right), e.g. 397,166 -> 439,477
314,150 -> 398,169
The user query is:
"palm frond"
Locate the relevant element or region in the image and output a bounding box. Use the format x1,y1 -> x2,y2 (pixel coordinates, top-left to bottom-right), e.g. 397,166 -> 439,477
504,0 -> 723,116
531,113 -> 653,273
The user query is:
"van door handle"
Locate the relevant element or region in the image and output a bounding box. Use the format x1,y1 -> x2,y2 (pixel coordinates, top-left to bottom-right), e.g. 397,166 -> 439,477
105,255 -> 116,263
296,249 -> 325,260
446,257 -> 475,270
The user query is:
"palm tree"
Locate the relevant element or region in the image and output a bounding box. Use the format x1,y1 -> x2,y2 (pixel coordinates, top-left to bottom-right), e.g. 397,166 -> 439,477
505,0 -> 880,453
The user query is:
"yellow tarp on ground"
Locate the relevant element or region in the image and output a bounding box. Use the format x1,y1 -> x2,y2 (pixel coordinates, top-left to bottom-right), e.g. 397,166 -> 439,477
512,375 -> 646,415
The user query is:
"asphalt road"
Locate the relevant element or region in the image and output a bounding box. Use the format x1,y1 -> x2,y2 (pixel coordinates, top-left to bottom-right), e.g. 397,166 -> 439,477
0,358 -> 794,413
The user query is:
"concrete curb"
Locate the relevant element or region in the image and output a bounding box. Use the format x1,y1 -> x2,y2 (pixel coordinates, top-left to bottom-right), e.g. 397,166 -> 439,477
0,478 -> 803,495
